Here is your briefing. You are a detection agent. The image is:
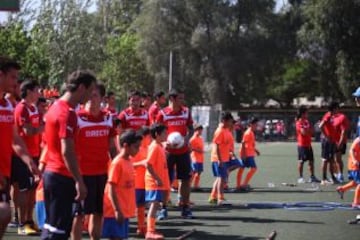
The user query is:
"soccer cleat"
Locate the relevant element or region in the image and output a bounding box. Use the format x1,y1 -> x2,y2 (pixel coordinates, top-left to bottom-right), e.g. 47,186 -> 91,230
297,177 -> 305,184
145,231 -> 164,240
28,221 -> 41,232
8,220 -> 19,228
18,224 -> 38,235
217,199 -> 232,206
336,187 -> 344,199
156,208 -> 168,221
308,176 -> 321,183
208,197 -> 217,205
320,179 -> 333,185
181,207 -> 194,219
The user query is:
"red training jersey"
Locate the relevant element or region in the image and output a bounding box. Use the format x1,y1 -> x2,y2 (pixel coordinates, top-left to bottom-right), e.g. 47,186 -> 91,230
156,106 -> 193,154
0,98 -> 15,177
14,100 -> 42,157
75,109 -> 116,175
118,107 -> 149,131
296,118 -> 312,147
332,113 -> 350,143
321,112 -> 337,143
44,100 -> 78,177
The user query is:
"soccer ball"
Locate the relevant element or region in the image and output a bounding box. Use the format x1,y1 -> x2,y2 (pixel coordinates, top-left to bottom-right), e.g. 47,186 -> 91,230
167,131 -> 185,149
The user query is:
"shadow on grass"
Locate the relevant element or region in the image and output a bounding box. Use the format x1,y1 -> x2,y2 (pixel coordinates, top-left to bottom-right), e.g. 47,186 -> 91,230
194,215 -> 323,224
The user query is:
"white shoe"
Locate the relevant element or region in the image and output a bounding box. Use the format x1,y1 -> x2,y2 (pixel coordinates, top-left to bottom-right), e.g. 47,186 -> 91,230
217,199 -> 232,206
297,177 -> 305,184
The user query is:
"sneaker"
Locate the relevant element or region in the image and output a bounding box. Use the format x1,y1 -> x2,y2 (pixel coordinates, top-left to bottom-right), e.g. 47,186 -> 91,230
336,187 -> 344,199
18,224 -> 38,235
28,221 -> 40,232
208,197 -> 217,205
181,207 -> 194,219
170,187 -> 178,193
145,231 -> 164,240
308,176 -> 321,183
321,179 -> 333,185
297,177 -> 305,184
136,227 -> 147,237
217,199 -> 232,206
156,208 -> 168,221
352,203 -> 360,209
8,220 -> 19,228
337,174 -> 344,183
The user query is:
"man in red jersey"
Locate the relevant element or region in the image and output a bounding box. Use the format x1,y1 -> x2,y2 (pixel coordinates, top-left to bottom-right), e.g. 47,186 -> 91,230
148,90 -> 166,124
295,106 -> 320,184
71,83 -> 117,240
156,89 -> 194,219
332,108 -> 350,183
319,102 -> 339,185
14,80 -> 44,235
104,91 -> 118,119
118,90 -> 150,133
141,91 -> 152,110
41,70 -> 96,240
0,57 -> 39,239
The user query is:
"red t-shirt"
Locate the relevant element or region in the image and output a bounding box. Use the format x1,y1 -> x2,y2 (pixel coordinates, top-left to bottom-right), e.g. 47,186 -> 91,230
296,118 -> 312,147
118,107 -> 149,131
332,113 -> 350,143
321,112 -> 337,143
0,98 -> 15,177
148,102 -> 161,125
44,100 -> 78,177
14,100 -> 42,157
156,106 -> 193,155
75,109 -> 116,175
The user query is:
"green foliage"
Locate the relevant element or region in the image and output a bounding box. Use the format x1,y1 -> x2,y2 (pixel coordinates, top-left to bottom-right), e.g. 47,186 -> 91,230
100,33 -> 153,104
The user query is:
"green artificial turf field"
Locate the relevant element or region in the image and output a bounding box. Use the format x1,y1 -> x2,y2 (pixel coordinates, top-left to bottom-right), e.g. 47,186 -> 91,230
4,142 -> 360,239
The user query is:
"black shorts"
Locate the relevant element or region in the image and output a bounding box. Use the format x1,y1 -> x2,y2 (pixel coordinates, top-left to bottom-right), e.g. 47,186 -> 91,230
10,155 -> 35,191
335,143 -> 347,155
297,146 -> 314,162
41,171 -> 76,240
0,177 -> 11,203
73,174 -> 107,215
167,152 -> 192,181
321,139 -> 336,161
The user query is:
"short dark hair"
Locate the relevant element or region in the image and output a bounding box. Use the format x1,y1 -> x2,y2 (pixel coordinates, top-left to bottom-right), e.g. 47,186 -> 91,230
154,90 -> 165,99
141,91 -> 151,98
137,125 -> 150,137
194,123 -> 203,130
119,129 -> 142,147
0,56 -> 20,73
96,82 -> 106,98
66,70 -> 97,92
150,123 -> 167,139
328,102 -> 339,112
221,111 -> 234,121
127,90 -> 141,100
106,91 -> 115,98
37,97 -> 47,105
248,117 -> 259,125
20,80 -> 40,99
296,106 -> 308,120
168,89 -> 183,99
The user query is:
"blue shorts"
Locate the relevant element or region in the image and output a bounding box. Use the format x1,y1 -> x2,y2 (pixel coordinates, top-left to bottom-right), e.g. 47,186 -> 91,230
226,158 -> 244,169
348,170 -> 360,184
211,162 -> 228,179
191,162 -> 203,173
136,189 -> 146,206
297,146 -> 314,162
321,139 -> 336,160
102,218 -> 129,239
145,190 -> 165,202
243,157 -> 257,168
35,201 -> 46,229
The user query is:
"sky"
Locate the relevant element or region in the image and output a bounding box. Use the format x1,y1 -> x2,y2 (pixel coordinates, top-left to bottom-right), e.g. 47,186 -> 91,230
0,0 -> 289,24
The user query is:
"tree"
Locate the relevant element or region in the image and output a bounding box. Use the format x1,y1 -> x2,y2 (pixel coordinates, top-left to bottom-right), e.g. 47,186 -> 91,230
298,0 -> 360,101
